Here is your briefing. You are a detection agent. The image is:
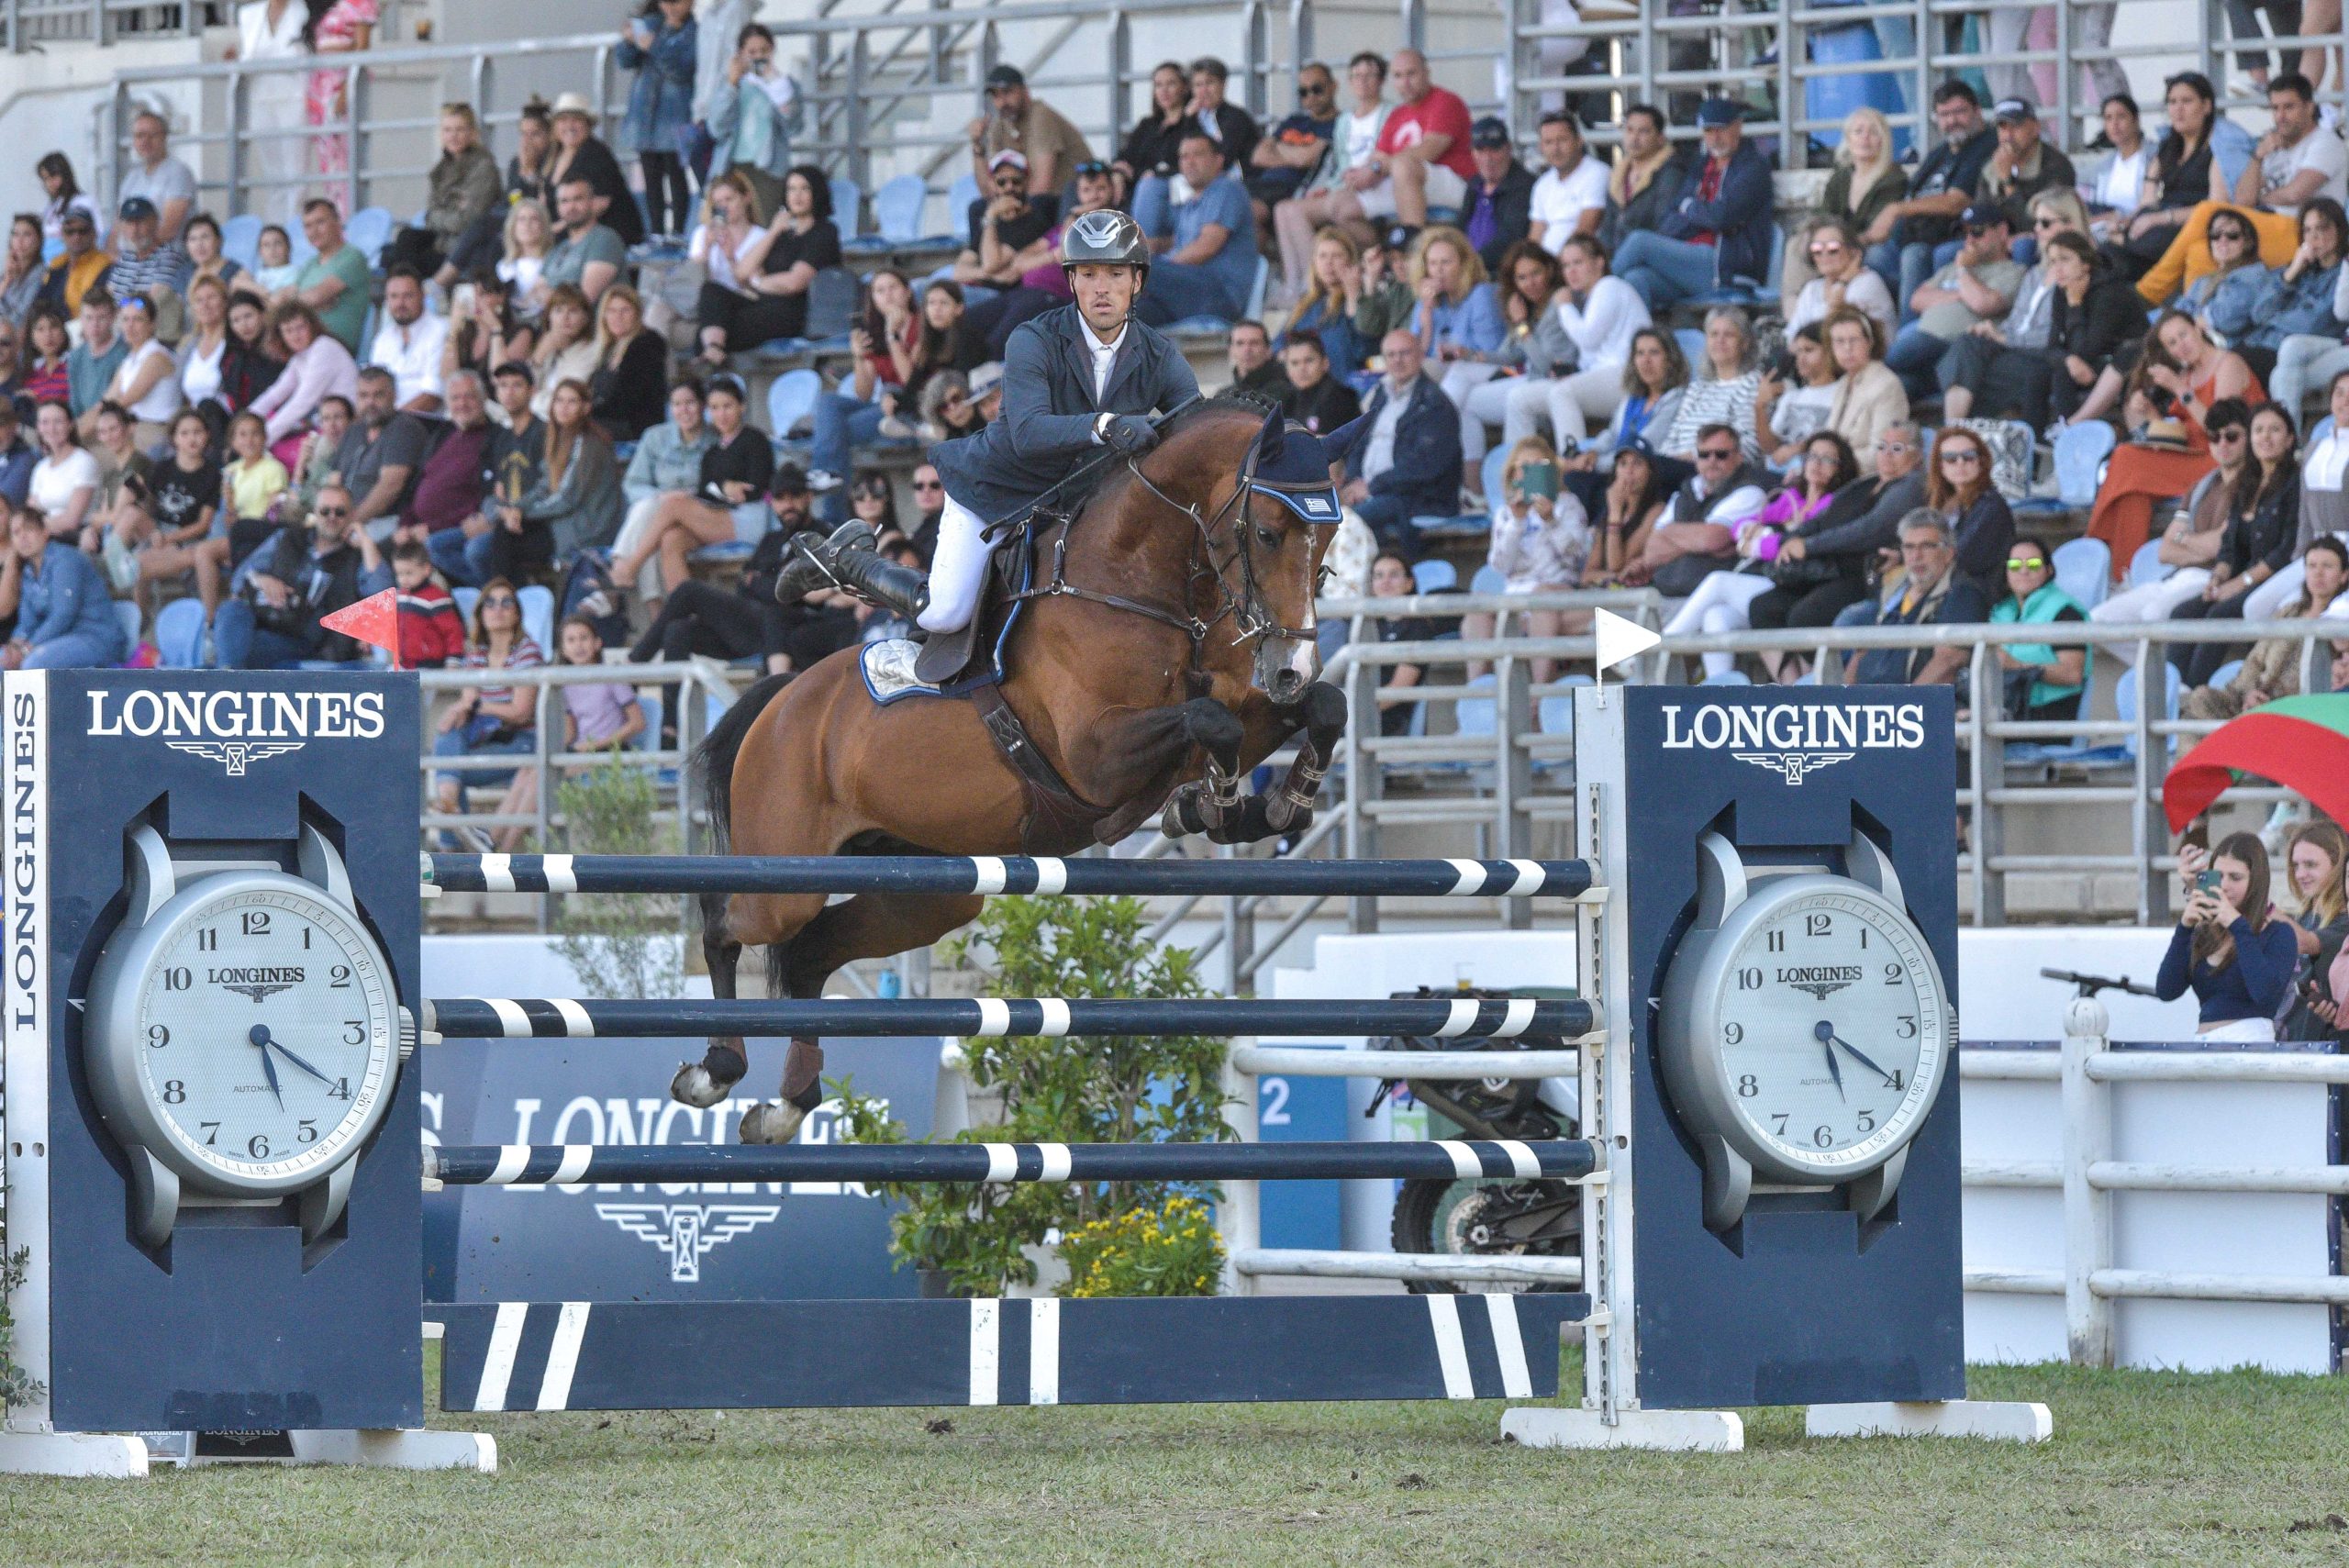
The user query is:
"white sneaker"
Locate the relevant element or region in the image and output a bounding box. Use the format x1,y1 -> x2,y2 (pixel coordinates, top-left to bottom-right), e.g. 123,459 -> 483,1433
805,469 -> 844,493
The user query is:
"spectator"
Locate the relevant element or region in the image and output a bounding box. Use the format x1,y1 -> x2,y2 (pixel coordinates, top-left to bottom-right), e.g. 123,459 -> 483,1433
445,272 -> 533,389
545,92 -> 647,248
1779,107 -> 1907,321
1932,189 -> 2087,406
686,0 -> 751,184
608,373 -> 770,599
1526,110 -> 1607,259
1752,421 -> 1929,632
219,292 -> 287,415
176,275 -> 235,420
952,150 -> 1056,293
401,369 -> 497,584
1941,230 -> 2143,427
2166,401 -> 2301,682
1612,97 -> 1773,315
211,481 -> 391,670
484,362 -> 545,537
1322,49 -> 1472,250
33,151 -> 100,245
555,616 -> 645,756
1411,227 -> 1506,473
273,199 -> 372,355
303,0 -> 377,192
1224,319 -> 1290,400
586,284 -> 667,442
1270,52 -> 1390,298
2093,396 -> 2250,623
1922,423 -> 2014,595
506,97 -> 558,211
1625,421 -> 1771,593
490,378 -> 620,578
2185,535 -> 2344,717
1813,303 -> 1907,460
117,110 -> 197,242
1459,117 -> 1536,274
2257,373 -> 2349,621
332,364 -> 429,540
1658,306 -> 1762,462
1598,103 -> 1686,258
1787,218 -> 1898,339
1887,206 -> 2020,398
1245,63 -> 1340,232
2087,310 -> 2261,567
367,267 -> 449,416
1134,134 -> 1260,328
2133,73 -> 2341,306
1979,95 -> 2077,237
84,403 -> 150,544
1844,510 -> 1986,686
102,197 -> 191,341
95,296 -> 181,449
250,224 -> 300,295
905,462 -> 946,564
968,361 -> 1005,427
181,214 -> 252,304
2158,834 -> 2298,1040
0,216 -> 43,331
65,293 -> 126,421
2251,201 -> 2349,409
807,269 -> 917,507
34,208 -> 109,320
2179,217 -> 2294,351
2106,72 -> 2243,285
219,409 -> 290,562
1987,534 -> 2090,721
1497,234 -> 1644,453
2279,819 -> 2349,1040
1278,331 -> 1359,433
1579,442 -> 1673,584
286,393 -> 354,518
0,321 -> 19,415
2082,92 -> 2154,228
1284,227 -> 1375,376
1351,236 -> 1419,350
543,176 -> 627,306
0,501 -> 122,669
1557,328 -> 1689,523
968,63 -> 1092,219
1453,242 -> 1561,473
23,402 -> 96,545
429,577 -> 544,850
529,285 -> 599,419
1114,62 -> 1197,209
897,281 -> 985,421
627,484 -> 807,689
0,404 -> 32,509
498,199 -> 558,317
1664,429 -> 1860,678
618,0 -> 699,240
919,370 -> 980,441
388,537 -> 465,668
696,165 -> 839,356
619,377 -> 713,552
387,104 -> 505,290
2220,2 -> 2299,95
961,162 -> 1115,357
1753,324 -> 1839,465
1863,82 -> 1996,313
101,407 -> 221,610
1336,328 -> 1462,544
1464,436 -> 1591,679
1360,550 -> 1440,735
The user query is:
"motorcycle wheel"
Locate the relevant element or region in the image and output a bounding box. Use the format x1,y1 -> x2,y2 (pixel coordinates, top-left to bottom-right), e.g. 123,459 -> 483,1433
1388,1177 -> 1581,1296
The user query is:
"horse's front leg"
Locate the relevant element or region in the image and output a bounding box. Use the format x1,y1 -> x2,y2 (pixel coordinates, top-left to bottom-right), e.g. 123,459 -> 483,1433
1154,696 -> 1248,841
1259,680 -> 1345,835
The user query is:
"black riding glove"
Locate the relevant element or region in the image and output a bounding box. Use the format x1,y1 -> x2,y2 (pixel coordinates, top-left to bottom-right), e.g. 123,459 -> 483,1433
1099,414 -> 1159,455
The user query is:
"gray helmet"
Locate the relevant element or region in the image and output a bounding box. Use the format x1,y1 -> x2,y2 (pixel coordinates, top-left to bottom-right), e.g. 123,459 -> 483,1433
1059,208 -> 1151,273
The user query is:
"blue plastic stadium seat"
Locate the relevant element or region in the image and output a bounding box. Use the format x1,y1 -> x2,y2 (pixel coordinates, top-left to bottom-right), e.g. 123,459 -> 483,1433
767,368 -> 822,440
2052,537 -> 2110,609
1411,559 -> 1457,594
2126,539 -> 2167,585
221,213 -> 263,272
345,206 -> 395,269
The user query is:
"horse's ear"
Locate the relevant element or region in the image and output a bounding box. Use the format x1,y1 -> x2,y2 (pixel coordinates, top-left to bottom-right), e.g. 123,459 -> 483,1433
1322,412 -> 1370,452
1253,403 -> 1286,464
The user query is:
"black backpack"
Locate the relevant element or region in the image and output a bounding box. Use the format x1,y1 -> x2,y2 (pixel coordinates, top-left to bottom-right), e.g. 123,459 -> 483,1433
559,551 -> 628,650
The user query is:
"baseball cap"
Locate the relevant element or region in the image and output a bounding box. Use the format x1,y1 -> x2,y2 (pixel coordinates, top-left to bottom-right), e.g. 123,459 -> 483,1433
985,64 -> 1026,90
1469,117 -> 1512,150
769,462 -> 811,497
969,362 -> 1006,399
1695,97 -> 1745,128
1992,95 -> 2037,123
117,195 -> 157,222
1961,203 -> 2008,229
987,149 -> 1030,174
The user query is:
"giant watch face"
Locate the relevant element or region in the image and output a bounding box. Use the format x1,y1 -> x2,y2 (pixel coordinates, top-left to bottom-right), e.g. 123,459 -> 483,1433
95,873 -> 398,1193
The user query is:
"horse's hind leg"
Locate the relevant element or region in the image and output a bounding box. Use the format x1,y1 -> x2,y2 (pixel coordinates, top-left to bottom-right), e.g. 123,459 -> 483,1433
670,891 -> 747,1108
737,890 -> 985,1145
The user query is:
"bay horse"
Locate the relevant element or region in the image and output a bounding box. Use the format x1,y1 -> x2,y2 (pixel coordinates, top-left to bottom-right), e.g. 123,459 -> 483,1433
673,399 -> 1350,1142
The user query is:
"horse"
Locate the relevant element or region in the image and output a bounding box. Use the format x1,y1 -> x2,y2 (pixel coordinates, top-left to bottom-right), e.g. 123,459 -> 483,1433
673,399 -> 1352,1142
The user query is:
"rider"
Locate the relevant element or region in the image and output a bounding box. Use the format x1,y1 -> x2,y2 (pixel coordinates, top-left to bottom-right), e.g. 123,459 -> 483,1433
774,209 -> 1203,628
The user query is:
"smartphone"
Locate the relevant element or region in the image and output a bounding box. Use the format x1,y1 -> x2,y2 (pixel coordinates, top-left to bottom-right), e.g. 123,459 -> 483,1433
1520,462 -> 1559,500
2194,869 -> 2222,896
1766,350 -> 1797,382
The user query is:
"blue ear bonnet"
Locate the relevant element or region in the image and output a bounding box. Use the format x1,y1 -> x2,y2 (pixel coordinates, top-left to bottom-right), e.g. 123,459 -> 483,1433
1245,413 -> 1344,525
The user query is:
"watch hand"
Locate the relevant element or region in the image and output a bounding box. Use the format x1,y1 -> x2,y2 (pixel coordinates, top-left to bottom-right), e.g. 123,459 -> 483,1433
250,1026 -> 284,1111
254,1025 -> 335,1086
1813,1018 -> 1844,1101
1829,1033 -> 1898,1087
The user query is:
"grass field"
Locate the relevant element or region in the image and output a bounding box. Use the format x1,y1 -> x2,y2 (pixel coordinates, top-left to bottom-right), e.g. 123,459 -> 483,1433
2,1352 -> 2345,1567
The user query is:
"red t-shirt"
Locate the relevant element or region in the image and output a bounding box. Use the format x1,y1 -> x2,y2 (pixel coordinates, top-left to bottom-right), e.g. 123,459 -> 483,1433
1376,86 -> 1476,182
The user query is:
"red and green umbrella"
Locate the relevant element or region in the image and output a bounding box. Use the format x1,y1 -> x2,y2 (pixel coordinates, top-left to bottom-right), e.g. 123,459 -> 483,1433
2163,693 -> 2349,832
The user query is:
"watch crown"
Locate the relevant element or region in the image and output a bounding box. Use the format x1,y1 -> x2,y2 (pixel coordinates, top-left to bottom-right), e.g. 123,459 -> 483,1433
398,1006 -> 418,1063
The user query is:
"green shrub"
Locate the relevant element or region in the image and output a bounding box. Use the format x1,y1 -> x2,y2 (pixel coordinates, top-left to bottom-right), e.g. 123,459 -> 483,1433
1059,1195 -> 1223,1298
551,756 -> 684,1000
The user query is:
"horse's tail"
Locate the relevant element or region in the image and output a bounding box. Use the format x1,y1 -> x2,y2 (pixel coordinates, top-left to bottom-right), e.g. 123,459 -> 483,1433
693,673 -> 793,854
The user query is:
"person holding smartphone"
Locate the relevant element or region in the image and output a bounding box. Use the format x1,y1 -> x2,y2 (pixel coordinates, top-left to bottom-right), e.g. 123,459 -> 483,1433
1463,436 -> 1589,680
2156,833 -> 2299,1040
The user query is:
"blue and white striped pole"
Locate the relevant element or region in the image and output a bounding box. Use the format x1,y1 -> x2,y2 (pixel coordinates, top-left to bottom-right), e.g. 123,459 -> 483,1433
423,995 -> 1597,1041
428,1137 -> 1600,1187
423,852 -> 1598,900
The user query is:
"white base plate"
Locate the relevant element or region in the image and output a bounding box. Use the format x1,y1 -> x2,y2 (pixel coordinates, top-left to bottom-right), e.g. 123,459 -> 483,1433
1806,1399 -> 2054,1443
1500,1407 -> 1745,1452
0,1430 -> 150,1478
0,1428 -> 494,1477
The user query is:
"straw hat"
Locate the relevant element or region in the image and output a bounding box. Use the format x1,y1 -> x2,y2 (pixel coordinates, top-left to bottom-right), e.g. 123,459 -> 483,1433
550,92 -> 597,122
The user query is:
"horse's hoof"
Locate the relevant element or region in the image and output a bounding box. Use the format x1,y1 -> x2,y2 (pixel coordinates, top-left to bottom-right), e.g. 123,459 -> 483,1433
671,1062 -> 732,1108
739,1101 -> 807,1145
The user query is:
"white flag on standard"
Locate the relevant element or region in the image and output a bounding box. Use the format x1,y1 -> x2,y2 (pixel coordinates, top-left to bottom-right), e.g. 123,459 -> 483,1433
1593,608 -> 1661,677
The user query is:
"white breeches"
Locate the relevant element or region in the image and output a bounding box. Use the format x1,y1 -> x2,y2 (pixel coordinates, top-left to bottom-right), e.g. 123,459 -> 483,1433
1664,569 -> 1775,676
918,492 -> 990,633
2089,568 -> 2210,624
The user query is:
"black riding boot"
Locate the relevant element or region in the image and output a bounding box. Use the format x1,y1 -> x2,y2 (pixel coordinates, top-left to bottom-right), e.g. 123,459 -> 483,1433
829,546 -> 930,621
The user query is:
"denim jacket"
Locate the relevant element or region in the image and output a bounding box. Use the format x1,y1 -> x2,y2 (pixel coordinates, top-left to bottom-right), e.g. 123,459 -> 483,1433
618,17 -> 700,156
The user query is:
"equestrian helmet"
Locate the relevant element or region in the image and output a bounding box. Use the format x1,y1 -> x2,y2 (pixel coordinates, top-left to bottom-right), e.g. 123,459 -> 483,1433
1059,209 -> 1151,274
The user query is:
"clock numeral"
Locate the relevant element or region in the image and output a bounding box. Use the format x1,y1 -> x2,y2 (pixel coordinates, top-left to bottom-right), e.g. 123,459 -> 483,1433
247,1134 -> 270,1159
328,1077 -> 351,1101
1896,1015 -> 1918,1040
145,1023 -> 169,1049
1859,927 -> 1869,949
1812,1124 -> 1834,1148
1887,1068 -> 1906,1090
1771,1113 -> 1789,1136
198,1121 -> 219,1146
1723,1021 -> 1743,1045
1806,913 -> 1832,938
1765,929 -> 1786,952
297,1119 -> 317,1145
329,964 -> 352,989
1857,1109 -> 1876,1133
161,967 -> 192,991
1736,967 -> 1763,990
343,1019 -> 367,1046
1884,962 -> 1904,985
240,911 -> 271,937
1736,1073 -> 1758,1097
161,1079 -> 186,1104
301,926 -> 311,950
196,928 -> 217,951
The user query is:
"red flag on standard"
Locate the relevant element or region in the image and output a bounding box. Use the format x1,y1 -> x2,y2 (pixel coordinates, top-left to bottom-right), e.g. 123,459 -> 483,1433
319,587 -> 401,669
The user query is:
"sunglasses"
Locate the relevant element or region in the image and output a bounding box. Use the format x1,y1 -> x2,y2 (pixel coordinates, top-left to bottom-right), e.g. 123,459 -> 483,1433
2006,558 -> 2048,571
913,479 -> 944,491
2212,228 -> 2248,243
315,506 -> 350,517
1074,161 -> 1110,176
1963,224 -> 1995,237
1808,241 -> 1844,256
483,595 -> 518,608
1698,447 -> 1737,460
2212,426 -> 2248,440
992,176 -> 1024,189
1298,81 -> 1330,95
2032,215 -> 2062,228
